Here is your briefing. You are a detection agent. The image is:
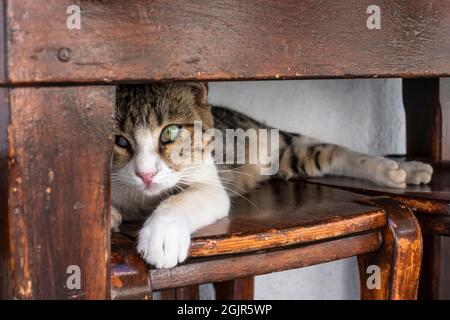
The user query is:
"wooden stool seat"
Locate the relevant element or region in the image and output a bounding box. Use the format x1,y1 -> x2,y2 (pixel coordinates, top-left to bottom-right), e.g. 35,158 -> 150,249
110,180 -> 420,300
119,180 -> 386,257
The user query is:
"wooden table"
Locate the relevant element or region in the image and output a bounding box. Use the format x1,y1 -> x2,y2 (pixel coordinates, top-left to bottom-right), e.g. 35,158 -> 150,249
1,0 -> 449,299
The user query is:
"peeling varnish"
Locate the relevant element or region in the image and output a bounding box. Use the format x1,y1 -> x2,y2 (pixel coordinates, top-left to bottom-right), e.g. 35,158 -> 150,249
74,202 -> 85,210
47,169 -> 54,183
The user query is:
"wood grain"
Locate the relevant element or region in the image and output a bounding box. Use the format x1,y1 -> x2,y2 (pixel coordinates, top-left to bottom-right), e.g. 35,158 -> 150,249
214,277 -> 254,300
417,214 -> 450,236
112,181 -> 389,298
160,286 -> 199,300
0,0 -> 6,82
358,197 -> 422,300
149,232 -> 381,291
110,231 -> 381,297
120,180 -> 386,257
419,235 -> 450,300
110,234 -> 152,300
0,86 -> 114,299
403,78 -> 450,300
309,159 -> 450,210
0,88 -> 10,299
4,0 -> 450,84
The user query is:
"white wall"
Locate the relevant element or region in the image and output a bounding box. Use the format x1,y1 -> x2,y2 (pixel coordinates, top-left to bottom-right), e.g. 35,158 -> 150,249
203,79 -> 405,299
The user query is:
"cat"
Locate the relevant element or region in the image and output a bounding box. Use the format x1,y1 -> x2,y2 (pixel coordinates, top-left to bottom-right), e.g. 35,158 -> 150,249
112,82 -> 433,269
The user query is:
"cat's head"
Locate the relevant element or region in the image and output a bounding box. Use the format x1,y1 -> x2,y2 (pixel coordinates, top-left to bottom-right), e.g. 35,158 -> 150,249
112,82 -> 214,197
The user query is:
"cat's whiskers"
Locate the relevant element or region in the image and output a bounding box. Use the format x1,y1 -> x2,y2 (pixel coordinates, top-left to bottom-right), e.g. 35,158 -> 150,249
179,175 -> 260,211
180,174 -> 247,195
180,164 -> 254,178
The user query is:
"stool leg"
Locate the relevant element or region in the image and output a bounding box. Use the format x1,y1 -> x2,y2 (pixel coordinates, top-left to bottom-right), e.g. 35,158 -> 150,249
160,285 -> 200,300
214,277 -> 254,300
403,77 -> 450,299
358,197 -> 422,300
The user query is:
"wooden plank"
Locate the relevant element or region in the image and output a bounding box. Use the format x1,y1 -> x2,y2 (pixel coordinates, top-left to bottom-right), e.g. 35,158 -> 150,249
0,86 -> 114,299
4,0 -> 450,84
149,232 -> 381,291
111,232 -> 382,297
119,180 -> 386,258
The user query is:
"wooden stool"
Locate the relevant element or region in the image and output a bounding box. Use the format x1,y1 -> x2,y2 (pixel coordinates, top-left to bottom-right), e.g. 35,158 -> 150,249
1,1 -> 448,300
110,181 -> 422,300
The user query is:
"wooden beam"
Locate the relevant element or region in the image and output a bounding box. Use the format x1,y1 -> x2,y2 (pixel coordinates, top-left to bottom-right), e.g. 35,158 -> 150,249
3,0 -> 450,84
0,86 -> 114,299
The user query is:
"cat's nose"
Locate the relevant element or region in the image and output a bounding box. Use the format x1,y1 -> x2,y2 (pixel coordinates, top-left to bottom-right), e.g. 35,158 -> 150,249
136,171 -> 157,187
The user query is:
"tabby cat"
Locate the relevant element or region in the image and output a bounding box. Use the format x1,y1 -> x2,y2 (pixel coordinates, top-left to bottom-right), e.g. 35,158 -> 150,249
112,82 -> 432,269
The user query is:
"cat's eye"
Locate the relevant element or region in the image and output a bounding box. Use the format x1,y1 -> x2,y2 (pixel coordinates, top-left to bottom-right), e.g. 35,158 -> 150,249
160,125 -> 181,144
115,135 -> 131,149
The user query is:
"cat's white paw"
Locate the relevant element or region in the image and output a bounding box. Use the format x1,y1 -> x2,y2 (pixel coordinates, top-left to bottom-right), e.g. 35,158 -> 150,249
372,158 -> 407,188
111,206 -> 122,232
137,214 -> 191,269
398,161 -> 433,185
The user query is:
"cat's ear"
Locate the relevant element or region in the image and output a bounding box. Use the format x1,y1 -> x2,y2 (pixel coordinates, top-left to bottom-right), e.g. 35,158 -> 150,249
186,82 -> 209,105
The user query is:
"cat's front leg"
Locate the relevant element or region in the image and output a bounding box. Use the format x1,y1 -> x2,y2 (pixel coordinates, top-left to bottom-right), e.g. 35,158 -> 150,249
137,184 -> 230,269
397,161 -> 433,185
